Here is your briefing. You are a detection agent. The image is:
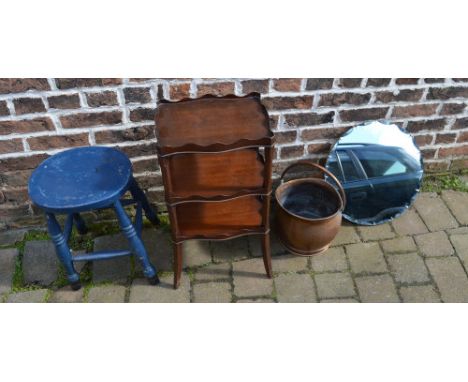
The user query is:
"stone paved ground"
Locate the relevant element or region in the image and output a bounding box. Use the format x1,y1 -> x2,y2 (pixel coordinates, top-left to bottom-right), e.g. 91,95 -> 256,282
1,191 -> 468,303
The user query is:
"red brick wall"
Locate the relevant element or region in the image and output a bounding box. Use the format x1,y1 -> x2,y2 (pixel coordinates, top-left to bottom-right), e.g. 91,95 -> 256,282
1,78 -> 467,229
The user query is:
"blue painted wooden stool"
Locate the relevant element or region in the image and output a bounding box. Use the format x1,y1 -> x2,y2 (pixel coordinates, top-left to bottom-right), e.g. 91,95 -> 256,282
28,146 -> 160,290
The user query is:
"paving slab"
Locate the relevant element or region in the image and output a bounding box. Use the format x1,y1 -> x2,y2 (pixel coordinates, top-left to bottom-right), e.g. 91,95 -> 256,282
387,253 -> 430,284
441,190 -> 468,225
0,248 -> 18,295
450,234 -> 468,268
414,193 -> 458,231
195,262 -> 231,282
331,225 -> 360,246
236,298 -> 275,303
275,273 -> 317,302
7,289 -> 49,303
314,272 -> 355,299
193,282 -> 232,303
49,287 -> 84,303
140,228 -> 173,272
414,231 -> 454,257
212,237 -> 250,262
182,240 -> 212,268
311,247 -> 348,273
23,240 -> 59,286
320,298 -> 359,303
425,257 -> 468,302
93,234 -> 131,283
381,236 -> 417,254
129,276 -> 190,303
358,223 -> 395,241
399,285 -> 440,303
87,285 -> 126,303
272,254 -> 308,273
248,234 -> 286,257
233,258 -> 274,298
447,227 -> 468,235
0,228 -> 27,246
355,274 -> 399,303
391,209 -> 428,236
346,242 -> 388,274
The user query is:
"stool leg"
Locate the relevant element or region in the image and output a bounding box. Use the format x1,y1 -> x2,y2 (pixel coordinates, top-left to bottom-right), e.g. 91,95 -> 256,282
46,213 -> 81,290
129,177 -> 159,225
113,200 -> 159,285
73,213 -> 88,235
173,242 -> 183,289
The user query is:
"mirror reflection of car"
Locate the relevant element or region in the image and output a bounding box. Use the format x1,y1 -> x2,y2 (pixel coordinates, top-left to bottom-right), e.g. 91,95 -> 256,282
328,143 -> 423,224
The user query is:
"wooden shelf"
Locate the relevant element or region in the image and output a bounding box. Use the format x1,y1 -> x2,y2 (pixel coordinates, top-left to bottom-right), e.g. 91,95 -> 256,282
164,148 -> 268,205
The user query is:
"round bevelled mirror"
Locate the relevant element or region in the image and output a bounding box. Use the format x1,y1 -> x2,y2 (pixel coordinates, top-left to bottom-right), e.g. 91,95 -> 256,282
325,121 -> 424,225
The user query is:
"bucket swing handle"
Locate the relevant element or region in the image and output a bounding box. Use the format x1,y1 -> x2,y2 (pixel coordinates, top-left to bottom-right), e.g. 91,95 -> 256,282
280,161 -> 347,211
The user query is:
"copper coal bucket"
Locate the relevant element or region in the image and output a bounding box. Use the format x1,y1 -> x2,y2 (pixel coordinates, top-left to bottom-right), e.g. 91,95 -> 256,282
275,161 -> 346,256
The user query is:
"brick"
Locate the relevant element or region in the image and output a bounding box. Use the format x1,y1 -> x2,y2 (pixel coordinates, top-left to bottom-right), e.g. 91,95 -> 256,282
414,231 -> 454,257
337,78 -> 362,88
124,87 -> 152,104
453,78 -> 468,82
86,91 -> 118,107
0,117 -> 55,136
358,223 -> 395,241
0,78 -> 50,94
366,78 -> 391,87
6,289 -> 49,303
305,78 -> 333,90
406,118 -> 446,133
0,100 -> 10,116
450,158 -> 468,170
427,87 -> 468,100
340,107 -> 388,122
28,133 -> 89,150
129,107 -> 156,122
452,117 -> 468,129
331,225 -> 360,246
93,234 -> 131,283
435,132 -> 457,144
0,139 -> 23,154
233,258 -> 274,297
395,78 -> 419,85
197,82 -> 235,97
375,89 -> 424,103
280,145 -> 304,158
95,126 -> 154,144
195,262 -> 231,282
262,96 -> 313,110
22,240 -> 59,286
117,142 -> 157,158
314,272 -> 355,299
274,130 -> 297,144
355,274 -> 399,302
48,94 -> 81,109
169,83 -> 191,100
400,285 -> 440,303
13,97 -> 46,115
275,274 -> 317,303
284,112 -> 334,127
440,102 -> 465,115
347,242 -> 387,274
193,282 -> 232,303
60,111 -> 122,128
182,240 -> 212,268
414,134 -> 433,146
414,193 -> 458,231
212,237 -> 249,262
450,234 -> 468,269
458,131 -> 468,143
300,126 -> 349,140
381,236 -> 417,253
0,153 -> 48,172
425,160 -> 450,172
131,157 -> 159,173
441,191 -> 468,226
392,104 -> 438,118
420,148 -> 436,159
87,285 -> 126,303
425,257 -> 468,302
424,78 -> 445,84
319,92 -> 370,107
311,247 -> 347,272
241,79 -> 269,94
0,248 -> 18,295
56,78 -> 121,89
272,254 -> 308,273
307,143 -> 331,155
387,253 -> 429,284
49,287 -> 84,303
272,78 -> 302,92
438,145 -> 468,158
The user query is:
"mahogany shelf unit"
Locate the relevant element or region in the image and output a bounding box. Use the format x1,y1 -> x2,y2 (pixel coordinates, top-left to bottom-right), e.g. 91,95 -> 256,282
155,93 -> 275,288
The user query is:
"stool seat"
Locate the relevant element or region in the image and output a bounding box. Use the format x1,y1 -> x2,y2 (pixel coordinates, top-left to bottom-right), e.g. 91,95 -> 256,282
29,146 -> 132,213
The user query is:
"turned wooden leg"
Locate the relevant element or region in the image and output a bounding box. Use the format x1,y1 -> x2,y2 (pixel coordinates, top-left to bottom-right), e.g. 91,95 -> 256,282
261,233 -> 273,278
173,242 -> 183,289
